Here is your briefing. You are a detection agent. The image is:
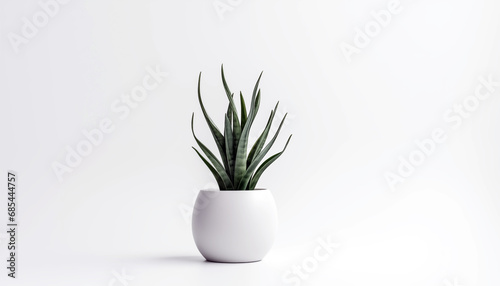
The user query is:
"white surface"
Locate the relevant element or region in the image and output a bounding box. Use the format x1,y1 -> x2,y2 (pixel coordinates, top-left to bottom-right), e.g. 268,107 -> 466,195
1,0 -> 500,285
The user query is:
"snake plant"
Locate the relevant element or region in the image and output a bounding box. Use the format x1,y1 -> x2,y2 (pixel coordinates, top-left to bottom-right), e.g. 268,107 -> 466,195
191,65 -> 292,190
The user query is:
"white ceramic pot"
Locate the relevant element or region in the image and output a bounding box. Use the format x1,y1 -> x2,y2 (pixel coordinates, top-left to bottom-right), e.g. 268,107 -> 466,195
192,189 -> 278,263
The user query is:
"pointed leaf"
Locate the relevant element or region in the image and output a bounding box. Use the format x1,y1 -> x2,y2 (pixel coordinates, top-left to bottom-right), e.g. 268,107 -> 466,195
191,114 -> 233,189
247,102 -> 279,166
192,147 -> 225,190
221,65 -> 241,126
224,114 -> 235,181
251,72 -> 263,104
237,113 -> 288,190
233,89 -> 261,187
232,108 -> 241,142
226,95 -> 233,130
230,94 -> 241,146
197,73 -> 230,172
240,91 -> 247,128
248,135 -> 292,189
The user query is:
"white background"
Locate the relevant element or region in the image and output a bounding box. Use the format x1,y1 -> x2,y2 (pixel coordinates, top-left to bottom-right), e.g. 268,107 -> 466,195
1,0 -> 500,285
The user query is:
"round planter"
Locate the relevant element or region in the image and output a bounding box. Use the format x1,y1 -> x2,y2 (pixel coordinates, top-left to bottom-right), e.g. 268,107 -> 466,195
192,189 -> 278,263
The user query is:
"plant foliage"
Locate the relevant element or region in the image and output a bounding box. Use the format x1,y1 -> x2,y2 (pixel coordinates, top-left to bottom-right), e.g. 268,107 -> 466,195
192,65 -> 292,190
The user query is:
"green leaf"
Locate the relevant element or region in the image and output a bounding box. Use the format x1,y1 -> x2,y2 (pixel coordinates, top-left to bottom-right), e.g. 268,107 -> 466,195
191,114 -> 234,189
226,95 -> 233,129
197,73 -> 230,172
192,147 -> 225,190
249,72 -> 263,110
233,89 -> 261,187
247,102 -> 279,167
221,65 -> 241,129
224,114 -> 235,181
232,108 -> 241,144
240,91 -> 247,128
237,113 -> 288,190
231,95 -> 241,158
221,66 -> 241,149
248,135 -> 292,189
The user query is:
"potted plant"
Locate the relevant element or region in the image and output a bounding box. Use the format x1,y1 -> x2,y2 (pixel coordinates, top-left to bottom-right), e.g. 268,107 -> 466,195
191,65 -> 292,263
